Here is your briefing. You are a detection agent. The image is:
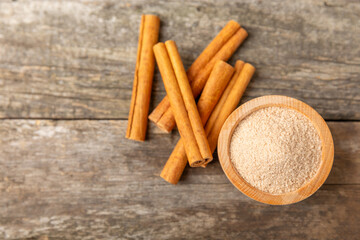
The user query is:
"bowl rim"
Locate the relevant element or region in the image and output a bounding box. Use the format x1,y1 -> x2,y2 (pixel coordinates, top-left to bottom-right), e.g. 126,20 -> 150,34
217,95 -> 334,205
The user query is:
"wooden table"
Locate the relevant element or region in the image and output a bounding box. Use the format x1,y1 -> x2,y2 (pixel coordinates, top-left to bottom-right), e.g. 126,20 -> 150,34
0,0 -> 359,239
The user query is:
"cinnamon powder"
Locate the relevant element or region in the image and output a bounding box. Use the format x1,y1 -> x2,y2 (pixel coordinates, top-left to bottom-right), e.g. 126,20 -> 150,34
230,107 -> 322,195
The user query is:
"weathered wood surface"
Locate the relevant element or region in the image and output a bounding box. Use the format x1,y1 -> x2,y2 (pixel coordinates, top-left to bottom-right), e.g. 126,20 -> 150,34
0,0 -> 359,119
0,120 -> 359,239
0,0 -> 359,239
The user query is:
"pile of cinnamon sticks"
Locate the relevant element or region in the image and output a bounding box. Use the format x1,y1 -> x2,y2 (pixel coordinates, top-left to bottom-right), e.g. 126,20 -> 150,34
126,15 -> 255,184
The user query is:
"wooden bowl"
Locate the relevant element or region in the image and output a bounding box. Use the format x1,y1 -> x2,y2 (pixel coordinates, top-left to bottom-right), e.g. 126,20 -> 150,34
218,95 -> 334,205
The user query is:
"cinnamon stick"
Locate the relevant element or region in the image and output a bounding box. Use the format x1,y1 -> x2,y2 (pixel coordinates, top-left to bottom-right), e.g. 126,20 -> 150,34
202,62 -> 255,167
187,20 -> 240,81
153,40 -> 212,166
197,61 -> 235,125
126,15 -> 160,141
149,21 -> 248,133
160,60 -> 234,184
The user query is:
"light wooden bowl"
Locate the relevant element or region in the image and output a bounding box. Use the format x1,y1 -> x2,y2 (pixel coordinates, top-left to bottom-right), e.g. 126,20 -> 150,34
218,95 -> 334,205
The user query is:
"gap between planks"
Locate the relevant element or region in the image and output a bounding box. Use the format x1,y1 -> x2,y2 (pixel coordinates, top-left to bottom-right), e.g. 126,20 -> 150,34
0,118 -> 359,122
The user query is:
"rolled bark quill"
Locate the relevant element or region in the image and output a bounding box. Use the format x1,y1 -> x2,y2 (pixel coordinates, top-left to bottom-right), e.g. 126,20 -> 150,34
149,20 -> 248,133
126,15 -> 160,141
201,62 -> 255,167
153,40 -> 212,166
160,60 -> 234,184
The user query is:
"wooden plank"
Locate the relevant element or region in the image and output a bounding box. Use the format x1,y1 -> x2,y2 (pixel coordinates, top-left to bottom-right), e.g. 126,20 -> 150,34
0,0 -> 359,119
0,120 -> 359,238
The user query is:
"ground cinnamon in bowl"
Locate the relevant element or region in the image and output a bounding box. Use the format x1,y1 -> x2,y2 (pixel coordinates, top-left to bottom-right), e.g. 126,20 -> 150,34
230,106 -> 322,195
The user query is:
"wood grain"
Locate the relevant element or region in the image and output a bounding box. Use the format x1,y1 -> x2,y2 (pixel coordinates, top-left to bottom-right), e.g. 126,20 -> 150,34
0,120 -> 358,239
0,0 -> 359,119
0,0 -> 359,239
218,96 -> 334,205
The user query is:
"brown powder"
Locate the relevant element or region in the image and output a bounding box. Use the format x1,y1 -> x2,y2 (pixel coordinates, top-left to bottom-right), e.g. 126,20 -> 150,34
230,106 -> 322,195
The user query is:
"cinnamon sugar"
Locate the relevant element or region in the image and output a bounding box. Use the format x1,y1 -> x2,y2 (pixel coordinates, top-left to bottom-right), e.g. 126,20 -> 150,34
230,106 -> 322,195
